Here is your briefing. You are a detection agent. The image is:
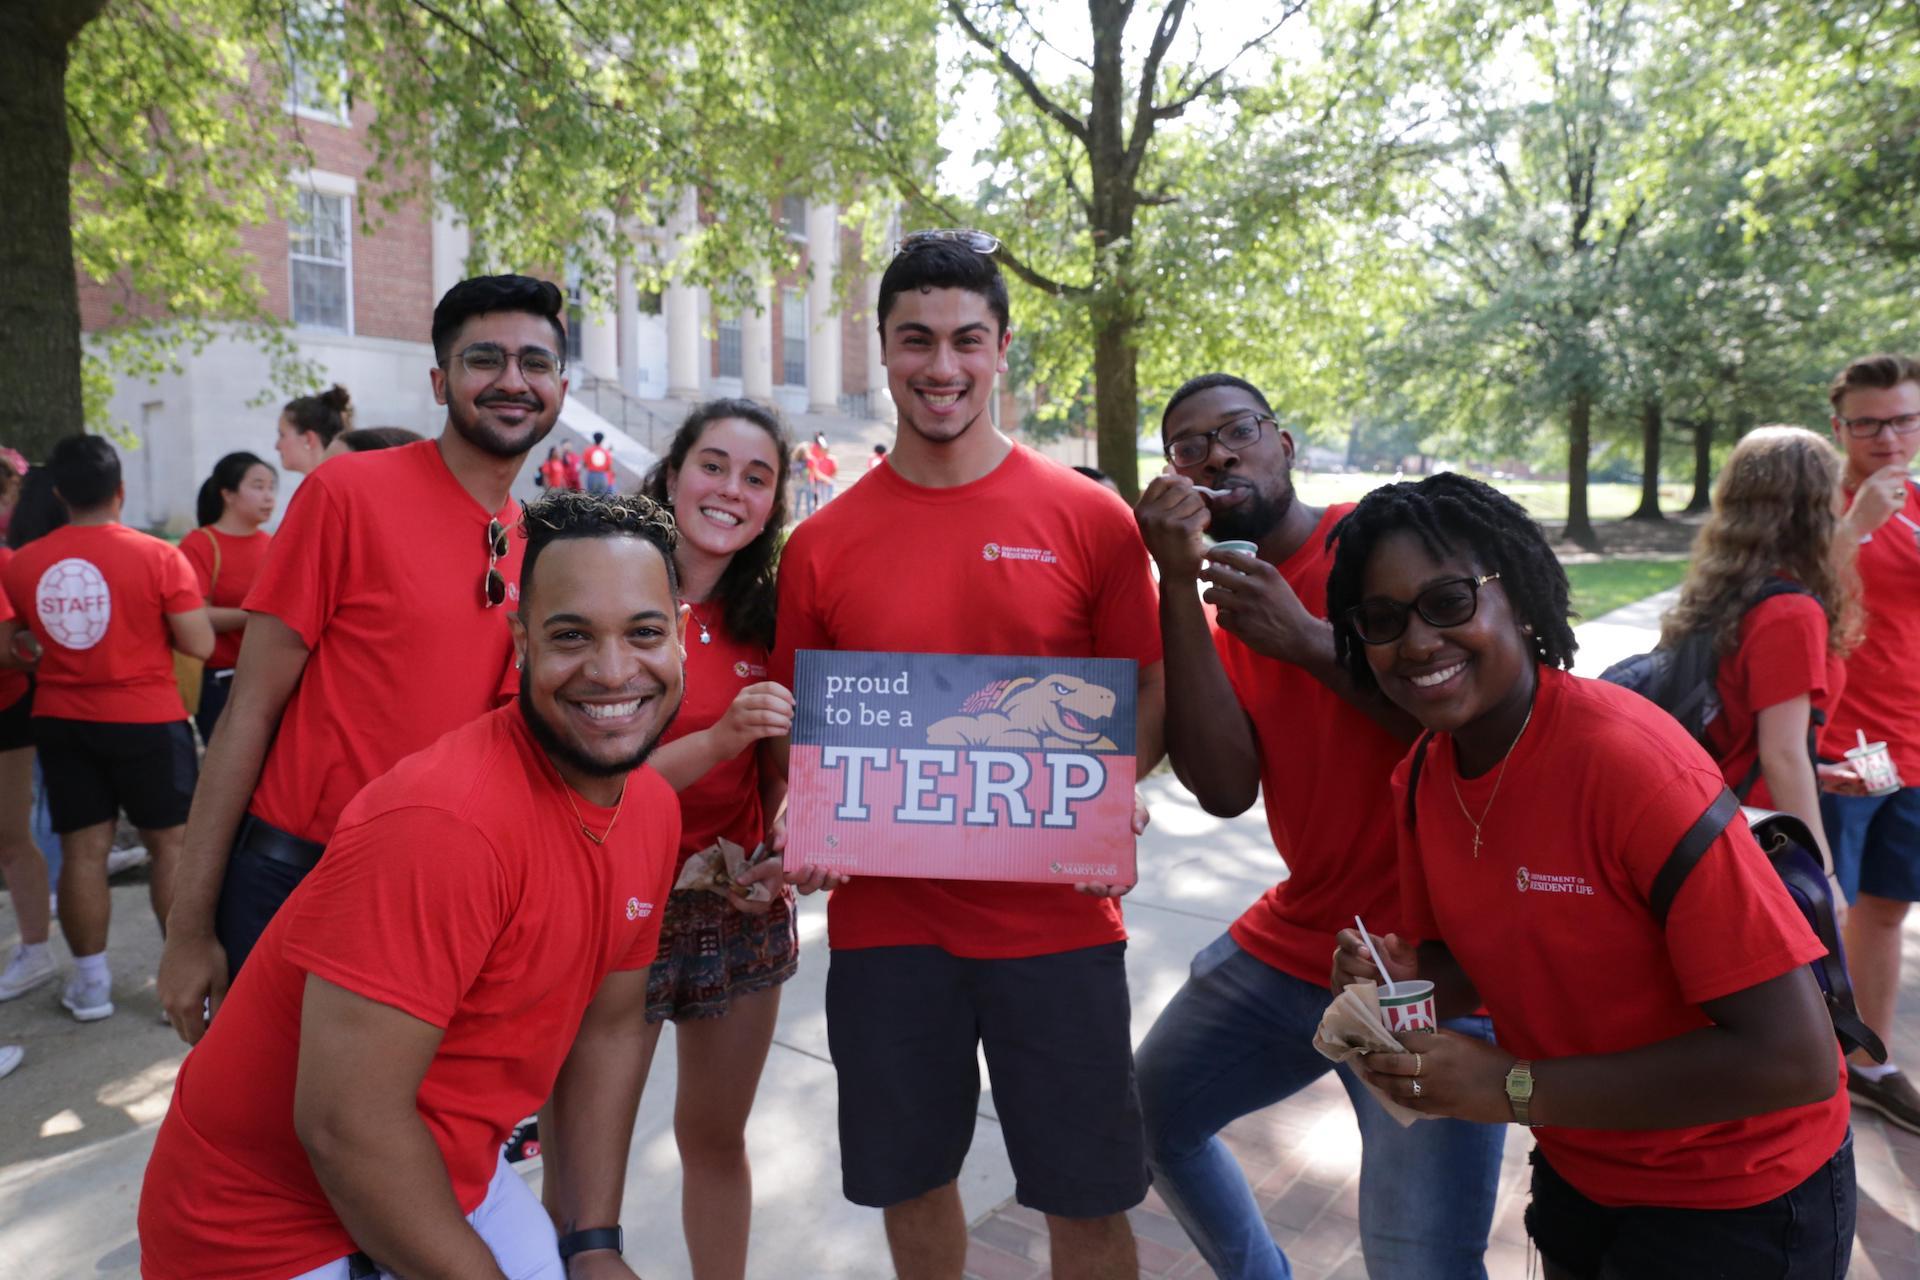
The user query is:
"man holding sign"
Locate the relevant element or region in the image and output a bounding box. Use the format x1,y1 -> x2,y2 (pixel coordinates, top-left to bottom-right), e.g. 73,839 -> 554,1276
772,231 -> 1164,1279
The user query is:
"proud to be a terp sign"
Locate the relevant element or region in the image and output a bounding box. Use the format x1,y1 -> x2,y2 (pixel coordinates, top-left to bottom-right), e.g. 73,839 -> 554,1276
786,650 -> 1139,885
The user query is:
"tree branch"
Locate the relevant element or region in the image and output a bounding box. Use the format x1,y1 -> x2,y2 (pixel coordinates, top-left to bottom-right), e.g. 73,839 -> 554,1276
946,0 -> 1090,146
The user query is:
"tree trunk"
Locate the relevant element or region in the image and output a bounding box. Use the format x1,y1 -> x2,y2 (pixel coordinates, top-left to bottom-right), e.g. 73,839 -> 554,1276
1564,388 -> 1600,551
1084,0 -> 1141,500
1685,417 -> 1714,514
1628,394 -> 1665,521
1092,307 -> 1139,499
0,1 -> 105,461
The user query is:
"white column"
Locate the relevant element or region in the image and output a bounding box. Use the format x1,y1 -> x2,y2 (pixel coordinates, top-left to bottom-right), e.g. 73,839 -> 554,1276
665,189 -> 703,401
581,298 -> 618,377
742,282 -> 774,403
616,259 -> 641,396
865,273 -> 892,423
429,199 -> 469,304
806,201 -> 842,415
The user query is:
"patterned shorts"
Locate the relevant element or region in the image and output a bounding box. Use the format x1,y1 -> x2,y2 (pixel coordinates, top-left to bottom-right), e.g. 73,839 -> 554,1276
644,886 -> 799,1023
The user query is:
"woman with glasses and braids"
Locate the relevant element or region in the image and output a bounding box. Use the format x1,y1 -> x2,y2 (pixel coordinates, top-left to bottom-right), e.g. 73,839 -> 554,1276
552,397 -> 795,1280
1325,473 -> 1853,1279
1659,427 -> 1859,893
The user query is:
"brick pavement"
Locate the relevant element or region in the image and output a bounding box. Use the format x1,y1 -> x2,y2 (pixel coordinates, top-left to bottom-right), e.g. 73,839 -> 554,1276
965,923 -> 1920,1280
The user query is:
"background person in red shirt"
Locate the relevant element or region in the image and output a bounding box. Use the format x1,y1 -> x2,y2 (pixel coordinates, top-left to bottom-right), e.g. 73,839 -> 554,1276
1661,427 -> 1860,884
274,384 -> 354,475
583,432 -> 616,494
181,451 -> 277,744
772,233 -> 1165,1279
137,490 -> 688,1280
1328,474 -> 1852,1279
1133,375 -> 1501,1280
553,396 -> 797,1279
158,274 -> 569,1041
1816,352 -> 1920,1135
539,445 -> 569,491
0,435 -> 214,1022
0,539 -> 54,1008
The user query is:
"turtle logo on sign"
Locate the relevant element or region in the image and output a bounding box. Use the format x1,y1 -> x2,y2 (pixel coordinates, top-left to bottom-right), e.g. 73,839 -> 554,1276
35,558 -> 111,650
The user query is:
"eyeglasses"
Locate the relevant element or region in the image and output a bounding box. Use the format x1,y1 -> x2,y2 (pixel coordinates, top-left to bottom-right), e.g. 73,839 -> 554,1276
1838,412 -> 1920,438
892,228 -> 1000,258
1165,414 -> 1276,469
452,344 -> 564,380
1346,573 -> 1501,646
483,519 -> 510,608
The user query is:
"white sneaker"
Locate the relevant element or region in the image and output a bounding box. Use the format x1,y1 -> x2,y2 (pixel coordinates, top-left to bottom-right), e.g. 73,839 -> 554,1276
0,946 -> 57,1001
105,845 -> 148,877
0,1045 -> 21,1079
60,971 -> 114,1022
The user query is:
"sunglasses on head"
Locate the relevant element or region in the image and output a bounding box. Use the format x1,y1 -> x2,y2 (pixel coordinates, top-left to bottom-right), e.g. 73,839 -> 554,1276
892,228 -> 1000,258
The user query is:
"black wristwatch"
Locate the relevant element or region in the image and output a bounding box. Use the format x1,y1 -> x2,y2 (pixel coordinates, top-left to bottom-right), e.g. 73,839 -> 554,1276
557,1226 -> 623,1262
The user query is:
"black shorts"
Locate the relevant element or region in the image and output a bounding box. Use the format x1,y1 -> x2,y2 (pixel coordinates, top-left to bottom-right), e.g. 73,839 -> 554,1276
0,682 -> 31,753
1525,1136 -> 1855,1279
825,940 -> 1148,1218
33,716 -> 198,834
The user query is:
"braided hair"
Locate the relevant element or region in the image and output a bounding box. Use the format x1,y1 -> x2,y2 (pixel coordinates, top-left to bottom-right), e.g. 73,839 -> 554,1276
1326,473 -> 1577,690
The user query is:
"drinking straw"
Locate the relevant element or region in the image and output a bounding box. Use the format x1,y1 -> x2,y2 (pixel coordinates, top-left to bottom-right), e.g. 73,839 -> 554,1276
1354,914 -> 1396,997
1860,730 -> 1871,755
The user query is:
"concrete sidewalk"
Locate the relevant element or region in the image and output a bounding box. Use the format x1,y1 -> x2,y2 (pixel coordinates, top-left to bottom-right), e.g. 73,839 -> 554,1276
1,587 -> 1916,1279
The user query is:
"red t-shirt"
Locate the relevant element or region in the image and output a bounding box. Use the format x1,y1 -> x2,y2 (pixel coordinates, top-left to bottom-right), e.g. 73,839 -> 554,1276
584,445 -> 613,475
137,705 -> 680,1279
1822,482 -> 1920,777
0,548 -> 26,714
540,458 -> 568,489
562,452 -> 582,488
772,444 -> 1162,958
243,441 -> 525,844
1217,505 -> 1412,986
661,610 -> 768,866
1396,666 -> 1847,1209
1705,591 -> 1844,809
1,523 -> 199,724
180,527 -> 273,671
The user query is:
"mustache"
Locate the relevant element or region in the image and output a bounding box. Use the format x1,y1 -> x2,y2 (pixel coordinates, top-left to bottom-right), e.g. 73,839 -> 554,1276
478,392 -> 544,410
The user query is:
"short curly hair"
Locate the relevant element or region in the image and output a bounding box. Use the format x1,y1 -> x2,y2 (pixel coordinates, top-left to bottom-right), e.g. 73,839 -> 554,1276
1326,473 -> 1577,690
519,489 -> 680,603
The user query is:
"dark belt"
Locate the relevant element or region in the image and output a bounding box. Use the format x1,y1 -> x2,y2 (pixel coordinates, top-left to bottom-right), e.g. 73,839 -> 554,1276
233,813 -> 326,873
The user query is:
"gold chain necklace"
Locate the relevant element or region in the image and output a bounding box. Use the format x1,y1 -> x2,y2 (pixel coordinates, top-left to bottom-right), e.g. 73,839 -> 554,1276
561,777 -> 629,846
1449,697 -> 1536,858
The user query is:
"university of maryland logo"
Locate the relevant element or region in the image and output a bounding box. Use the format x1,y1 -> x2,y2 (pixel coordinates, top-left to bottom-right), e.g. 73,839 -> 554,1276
1515,867 -> 1531,893
982,542 -> 1001,561
927,675 -> 1119,751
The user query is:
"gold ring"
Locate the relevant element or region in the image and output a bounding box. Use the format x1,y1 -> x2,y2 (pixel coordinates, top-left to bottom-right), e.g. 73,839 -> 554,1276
1412,1052 -> 1423,1078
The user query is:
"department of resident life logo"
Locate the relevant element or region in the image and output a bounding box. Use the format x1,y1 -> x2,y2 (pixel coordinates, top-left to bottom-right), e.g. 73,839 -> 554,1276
35,558 -> 111,650
1515,867 -> 1593,896
981,541 -> 1058,565
625,897 -> 653,921
734,660 -> 768,679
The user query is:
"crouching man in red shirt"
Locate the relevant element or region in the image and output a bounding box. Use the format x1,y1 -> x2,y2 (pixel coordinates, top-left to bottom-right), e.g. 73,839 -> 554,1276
137,490 -> 688,1280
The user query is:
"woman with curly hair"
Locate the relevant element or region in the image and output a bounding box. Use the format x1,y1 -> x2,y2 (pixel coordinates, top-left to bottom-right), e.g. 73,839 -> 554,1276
1660,426 -> 1860,878
1327,472 -> 1853,1279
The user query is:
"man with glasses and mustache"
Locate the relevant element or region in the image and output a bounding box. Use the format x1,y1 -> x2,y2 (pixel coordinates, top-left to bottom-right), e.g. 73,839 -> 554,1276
159,275 -> 570,1042
1130,373 -> 1503,1280
1819,353 -> 1920,1135
139,490 -> 687,1280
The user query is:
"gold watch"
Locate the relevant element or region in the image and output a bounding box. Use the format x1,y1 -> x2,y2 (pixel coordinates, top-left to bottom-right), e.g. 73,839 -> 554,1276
1505,1059 -> 1536,1126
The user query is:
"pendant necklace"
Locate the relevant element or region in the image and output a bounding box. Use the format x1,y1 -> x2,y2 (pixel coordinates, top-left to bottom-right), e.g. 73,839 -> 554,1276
562,777 -> 628,846
1449,695 -> 1536,858
688,601 -> 712,645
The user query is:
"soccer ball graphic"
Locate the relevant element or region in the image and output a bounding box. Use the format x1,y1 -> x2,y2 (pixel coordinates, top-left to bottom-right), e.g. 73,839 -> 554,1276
35,558 -> 112,650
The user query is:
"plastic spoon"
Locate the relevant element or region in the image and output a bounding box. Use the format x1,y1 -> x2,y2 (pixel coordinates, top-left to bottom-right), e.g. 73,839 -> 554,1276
1353,914 -> 1396,997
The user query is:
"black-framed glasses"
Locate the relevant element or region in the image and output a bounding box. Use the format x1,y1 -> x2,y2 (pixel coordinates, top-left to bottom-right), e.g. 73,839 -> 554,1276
1165,413 -> 1275,469
453,344 -> 564,380
483,518 -> 510,608
1347,573 -> 1501,645
1838,412 -> 1920,438
892,228 -> 1000,258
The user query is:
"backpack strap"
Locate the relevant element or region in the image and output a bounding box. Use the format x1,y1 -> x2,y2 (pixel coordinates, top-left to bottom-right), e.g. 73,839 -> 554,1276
1404,731 -> 1435,830
1769,846 -> 1890,1063
1648,788 -> 1741,927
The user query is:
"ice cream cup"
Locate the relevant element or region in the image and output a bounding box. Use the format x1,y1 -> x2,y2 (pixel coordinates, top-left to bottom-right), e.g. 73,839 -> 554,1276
1845,739 -> 1903,797
1378,980 -> 1437,1037
1206,539 -> 1259,565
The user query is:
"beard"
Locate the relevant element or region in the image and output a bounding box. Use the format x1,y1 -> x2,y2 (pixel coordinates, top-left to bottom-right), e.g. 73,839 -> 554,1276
518,667 -> 682,781
449,392 -> 559,460
1209,482 -> 1295,543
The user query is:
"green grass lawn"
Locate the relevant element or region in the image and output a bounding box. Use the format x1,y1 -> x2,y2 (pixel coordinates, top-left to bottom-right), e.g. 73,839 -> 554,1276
1563,557 -> 1689,622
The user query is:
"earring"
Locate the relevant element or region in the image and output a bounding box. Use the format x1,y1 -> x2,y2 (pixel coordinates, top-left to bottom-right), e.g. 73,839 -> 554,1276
515,656 -> 524,670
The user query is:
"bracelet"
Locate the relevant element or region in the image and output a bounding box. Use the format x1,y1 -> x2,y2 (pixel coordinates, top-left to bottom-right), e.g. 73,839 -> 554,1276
558,1226 -> 623,1262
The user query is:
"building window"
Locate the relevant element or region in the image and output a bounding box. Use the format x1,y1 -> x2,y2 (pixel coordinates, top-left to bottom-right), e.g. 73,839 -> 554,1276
290,189 -> 351,332
717,315 -> 742,379
287,0 -> 349,122
782,288 -> 807,386
565,279 -> 585,365
781,196 -> 807,240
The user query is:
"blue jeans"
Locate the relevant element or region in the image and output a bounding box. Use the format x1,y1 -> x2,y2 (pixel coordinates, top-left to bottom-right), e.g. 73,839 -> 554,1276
1137,933 -> 1504,1280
